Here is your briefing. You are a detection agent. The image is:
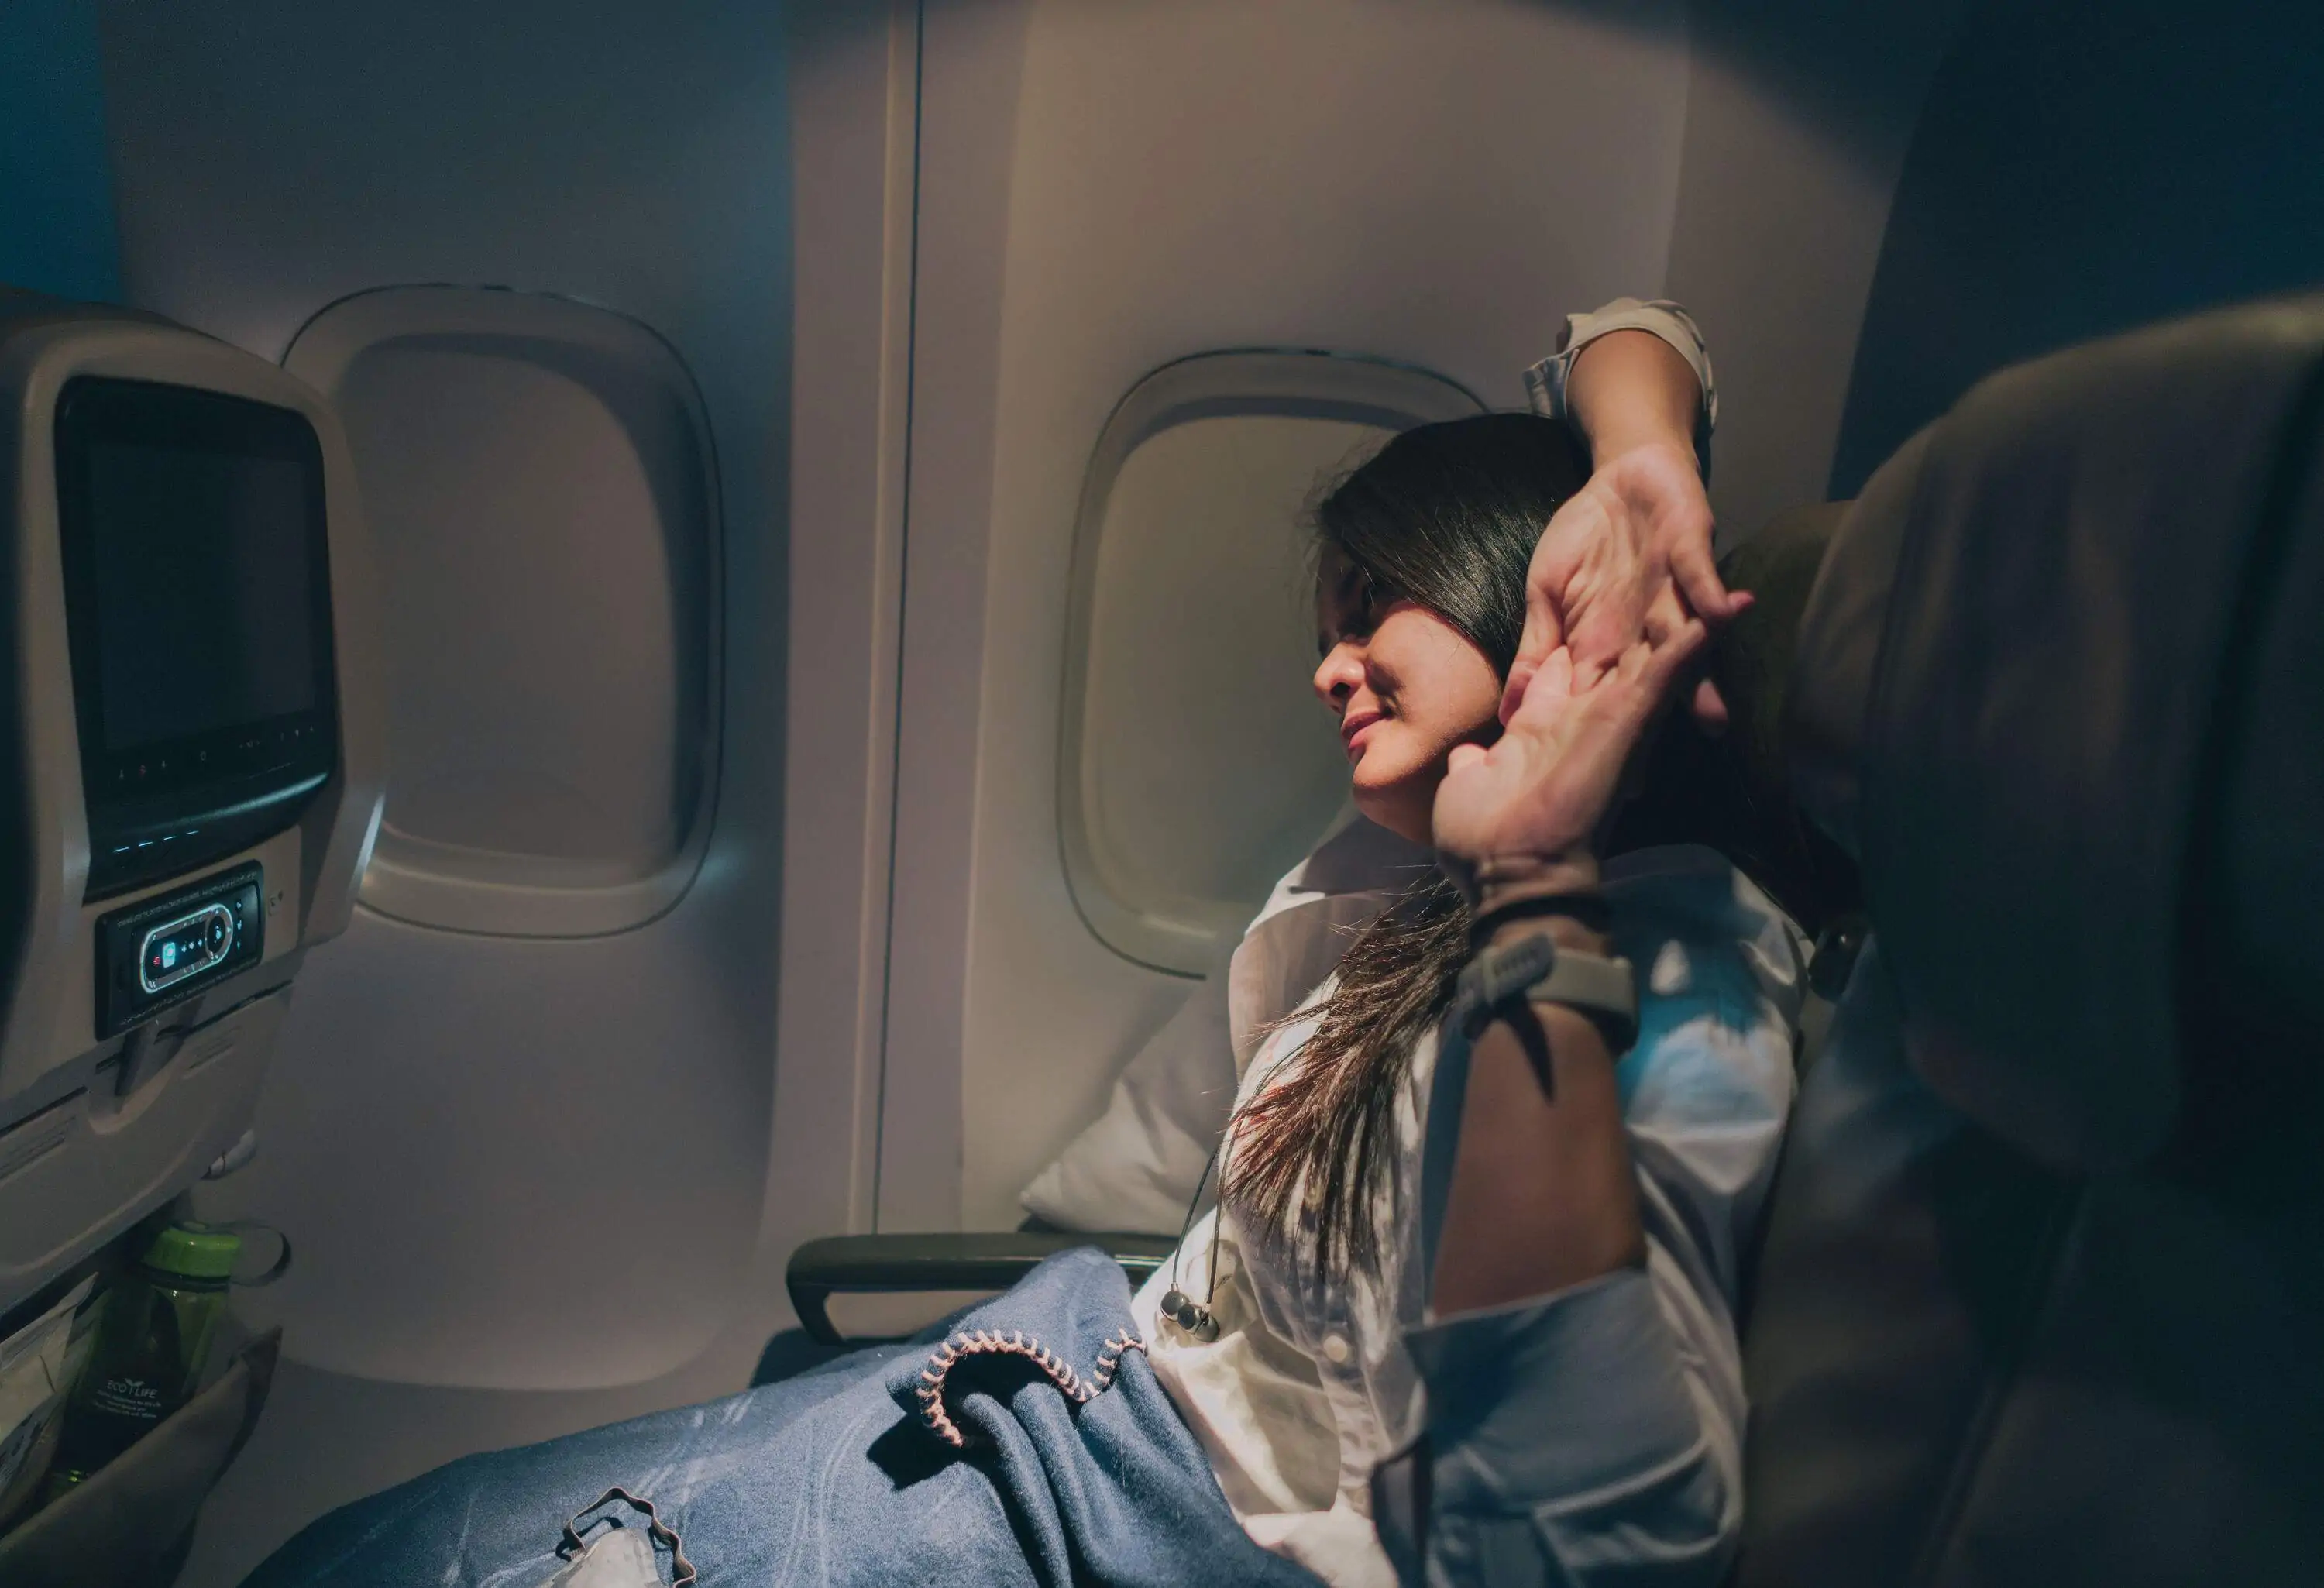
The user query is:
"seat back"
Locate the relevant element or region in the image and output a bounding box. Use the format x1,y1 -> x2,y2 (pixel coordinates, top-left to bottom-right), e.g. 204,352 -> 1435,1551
1738,297 -> 2324,1585
0,289 -> 383,1315
1607,502 -> 1862,943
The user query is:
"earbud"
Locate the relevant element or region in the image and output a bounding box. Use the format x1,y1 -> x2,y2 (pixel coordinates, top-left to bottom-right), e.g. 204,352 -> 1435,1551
1160,1288 -> 1221,1342
1163,1143 -> 1228,1343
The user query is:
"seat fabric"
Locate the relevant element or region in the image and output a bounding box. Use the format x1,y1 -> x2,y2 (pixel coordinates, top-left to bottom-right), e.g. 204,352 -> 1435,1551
1740,296 -> 2324,1587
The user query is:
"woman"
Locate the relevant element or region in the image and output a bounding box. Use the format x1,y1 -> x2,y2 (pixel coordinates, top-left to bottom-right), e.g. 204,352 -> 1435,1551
1133,411 -> 1800,1587
244,311 -> 1795,1588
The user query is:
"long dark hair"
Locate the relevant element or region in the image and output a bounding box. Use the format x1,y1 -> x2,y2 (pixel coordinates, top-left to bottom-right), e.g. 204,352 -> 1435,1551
1223,412 -> 1588,1279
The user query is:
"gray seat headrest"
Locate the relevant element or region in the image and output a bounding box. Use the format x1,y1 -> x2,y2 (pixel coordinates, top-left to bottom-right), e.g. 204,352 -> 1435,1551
1789,294 -> 2324,1170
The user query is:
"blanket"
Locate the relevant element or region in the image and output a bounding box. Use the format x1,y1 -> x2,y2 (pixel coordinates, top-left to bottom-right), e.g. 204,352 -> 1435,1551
242,1249 -> 1321,1588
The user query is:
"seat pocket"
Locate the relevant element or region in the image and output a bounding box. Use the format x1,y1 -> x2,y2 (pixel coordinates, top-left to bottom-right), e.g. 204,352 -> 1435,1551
0,1327 -> 280,1587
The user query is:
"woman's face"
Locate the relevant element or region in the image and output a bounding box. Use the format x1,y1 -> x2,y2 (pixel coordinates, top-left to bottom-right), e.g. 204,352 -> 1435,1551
1312,545 -> 1504,846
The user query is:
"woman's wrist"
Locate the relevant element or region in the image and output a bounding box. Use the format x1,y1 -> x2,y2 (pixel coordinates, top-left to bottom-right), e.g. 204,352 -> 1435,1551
1442,848 -> 1607,947
1484,911 -> 1609,959
1467,851 -> 1601,916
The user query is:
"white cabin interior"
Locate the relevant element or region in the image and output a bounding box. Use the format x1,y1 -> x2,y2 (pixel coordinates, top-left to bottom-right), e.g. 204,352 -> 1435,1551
2,1 -> 2317,1582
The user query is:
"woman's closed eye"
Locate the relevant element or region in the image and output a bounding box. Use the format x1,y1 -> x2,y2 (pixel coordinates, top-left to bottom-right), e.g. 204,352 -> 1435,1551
1317,572 -> 1383,659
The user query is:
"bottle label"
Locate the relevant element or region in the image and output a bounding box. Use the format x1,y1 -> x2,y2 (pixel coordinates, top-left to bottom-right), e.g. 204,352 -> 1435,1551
86,1373 -> 169,1427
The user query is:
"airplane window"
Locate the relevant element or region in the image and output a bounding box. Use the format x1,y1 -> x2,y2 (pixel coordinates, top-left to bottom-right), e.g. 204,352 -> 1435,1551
1060,352 -> 1480,974
285,287 -> 720,937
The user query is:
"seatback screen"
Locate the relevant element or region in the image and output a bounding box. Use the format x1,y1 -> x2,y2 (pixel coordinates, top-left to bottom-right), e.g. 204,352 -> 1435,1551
56,376 -> 337,892
84,438 -> 318,750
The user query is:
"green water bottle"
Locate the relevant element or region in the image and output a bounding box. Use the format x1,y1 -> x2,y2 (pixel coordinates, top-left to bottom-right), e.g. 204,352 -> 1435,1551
40,1222 -> 240,1503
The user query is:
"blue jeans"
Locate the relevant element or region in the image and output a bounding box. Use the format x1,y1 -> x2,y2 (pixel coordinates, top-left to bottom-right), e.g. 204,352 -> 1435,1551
243,1249 -> 1320,1588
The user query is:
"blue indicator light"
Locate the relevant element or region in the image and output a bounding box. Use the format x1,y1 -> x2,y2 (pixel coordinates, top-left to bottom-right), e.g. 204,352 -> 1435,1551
161,942 -> 177,968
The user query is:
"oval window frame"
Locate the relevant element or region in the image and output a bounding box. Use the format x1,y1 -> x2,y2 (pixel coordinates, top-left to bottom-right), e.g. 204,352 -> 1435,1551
1057,350 -> 1483,975
285,285 -> 724,938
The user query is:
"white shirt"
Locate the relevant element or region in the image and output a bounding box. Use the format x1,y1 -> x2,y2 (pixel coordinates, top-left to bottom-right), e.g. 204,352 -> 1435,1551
1133,824 -> 1806,1586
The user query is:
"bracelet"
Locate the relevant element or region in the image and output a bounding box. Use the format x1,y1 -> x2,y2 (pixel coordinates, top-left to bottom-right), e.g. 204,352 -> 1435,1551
1451,931 -> 1639,1053
1466,892 -> 1612,947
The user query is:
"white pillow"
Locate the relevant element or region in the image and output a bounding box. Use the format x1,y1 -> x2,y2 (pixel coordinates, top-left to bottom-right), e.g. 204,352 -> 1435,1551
1019,816 -> 1432,1235
1016,932 -> 1240,1236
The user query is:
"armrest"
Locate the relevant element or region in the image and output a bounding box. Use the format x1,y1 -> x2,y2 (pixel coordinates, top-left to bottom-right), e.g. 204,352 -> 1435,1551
786,1232 -> 1178,1346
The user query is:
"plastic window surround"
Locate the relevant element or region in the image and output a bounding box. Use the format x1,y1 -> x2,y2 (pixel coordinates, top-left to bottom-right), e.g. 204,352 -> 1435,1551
1057,350 -> 1483,976
283,286 -> 723,939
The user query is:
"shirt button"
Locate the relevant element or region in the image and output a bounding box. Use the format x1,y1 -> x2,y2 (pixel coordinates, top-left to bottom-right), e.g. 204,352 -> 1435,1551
1320,1333 -> 1351,1365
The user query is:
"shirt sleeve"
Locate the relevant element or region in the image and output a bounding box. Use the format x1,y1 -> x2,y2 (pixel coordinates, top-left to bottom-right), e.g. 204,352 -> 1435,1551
1523,298 -> 1718,478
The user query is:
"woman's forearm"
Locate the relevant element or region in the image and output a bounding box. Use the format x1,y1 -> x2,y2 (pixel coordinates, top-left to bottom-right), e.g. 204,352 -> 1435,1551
1564,328 -> 1703,468
1427,915 -> 1646,1316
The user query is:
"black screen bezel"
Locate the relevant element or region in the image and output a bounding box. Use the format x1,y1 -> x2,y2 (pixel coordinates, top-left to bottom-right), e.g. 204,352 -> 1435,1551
54,376 -> 339,844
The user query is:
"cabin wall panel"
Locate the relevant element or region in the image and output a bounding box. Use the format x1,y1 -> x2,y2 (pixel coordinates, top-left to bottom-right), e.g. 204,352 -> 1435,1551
771,0 -> 919,1258
873,0 -> 1040,1232
87,1 -> 819,1581
99,0 -> 793,1385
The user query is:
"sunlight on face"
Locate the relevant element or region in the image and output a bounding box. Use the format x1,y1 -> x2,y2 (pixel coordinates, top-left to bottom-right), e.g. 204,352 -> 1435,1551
1311,545 -> 1502,846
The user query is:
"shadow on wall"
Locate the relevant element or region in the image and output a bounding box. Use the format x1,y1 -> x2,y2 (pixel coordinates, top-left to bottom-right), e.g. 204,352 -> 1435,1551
1830,0 -> 2324,495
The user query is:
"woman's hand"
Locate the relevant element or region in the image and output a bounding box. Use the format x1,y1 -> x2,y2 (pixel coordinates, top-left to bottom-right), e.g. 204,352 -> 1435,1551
1506,327 -> 1746,731
1435,619 -> 1708,905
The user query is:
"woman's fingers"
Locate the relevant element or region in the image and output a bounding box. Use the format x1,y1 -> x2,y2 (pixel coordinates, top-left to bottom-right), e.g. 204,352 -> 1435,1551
1541,645 -> 1576,698
1642,616 -> 1709,691
1640,579 -> 1687,648
1590,622 -> 1705,735
1501,656 -> 1538,727
1508,645 -> 1577,729
1504,600 -> 1560,724
1511,499 -> 1595,723
1669,534 -> 1738,622
1611,637 -> 1655,685
1442,623 -> 1703,866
